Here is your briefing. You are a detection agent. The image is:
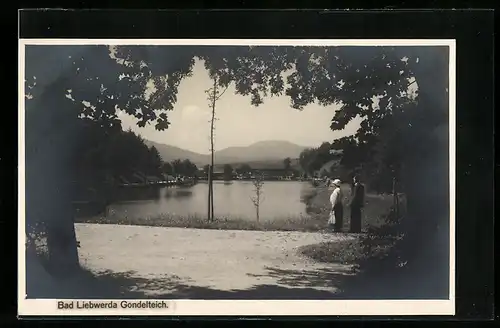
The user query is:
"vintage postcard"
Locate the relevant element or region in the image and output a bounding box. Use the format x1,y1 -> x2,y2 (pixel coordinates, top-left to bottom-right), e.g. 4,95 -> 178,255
18,39 -> 455,316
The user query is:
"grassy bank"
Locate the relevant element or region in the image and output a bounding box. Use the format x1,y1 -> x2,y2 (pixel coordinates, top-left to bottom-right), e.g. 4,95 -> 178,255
299,221 -> 405,266
76,214 -> 330,232
75,184 -> 396,233
298,188 -> 407,270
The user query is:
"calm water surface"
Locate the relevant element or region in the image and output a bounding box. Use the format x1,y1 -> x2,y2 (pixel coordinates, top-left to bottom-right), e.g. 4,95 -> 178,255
107,181 -> 319,221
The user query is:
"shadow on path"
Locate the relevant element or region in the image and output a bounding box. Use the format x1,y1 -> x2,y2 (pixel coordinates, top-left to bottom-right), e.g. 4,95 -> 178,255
247,266 -> 353,291
26,257 -> 448,300
27,266 -> 341,300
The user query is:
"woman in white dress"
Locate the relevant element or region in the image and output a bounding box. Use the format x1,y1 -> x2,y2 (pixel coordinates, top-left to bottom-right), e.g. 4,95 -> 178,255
328,179 -> 344,232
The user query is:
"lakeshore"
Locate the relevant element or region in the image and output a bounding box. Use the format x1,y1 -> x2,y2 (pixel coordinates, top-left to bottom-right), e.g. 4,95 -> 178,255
76,183 -> 394,233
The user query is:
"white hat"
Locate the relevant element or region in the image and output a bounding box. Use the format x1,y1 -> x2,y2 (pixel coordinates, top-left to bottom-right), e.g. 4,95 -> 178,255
331,179 -> 341,187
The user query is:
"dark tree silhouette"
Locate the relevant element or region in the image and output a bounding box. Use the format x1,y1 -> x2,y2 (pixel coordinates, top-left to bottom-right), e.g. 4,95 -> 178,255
162,162 -> 173,175
298,148 -> 316,176
170,159 -> 183,176
202,164 -> 210,177
148,146 -> 162,173
298,142 -> 342,177
181,159 -> 198,177
283,157 -> 292,174
240,164 -> 252,174
24,45 -> 193,275
223,164 -> 234,181
236,164 -> 252,175
75,128 -> 164,186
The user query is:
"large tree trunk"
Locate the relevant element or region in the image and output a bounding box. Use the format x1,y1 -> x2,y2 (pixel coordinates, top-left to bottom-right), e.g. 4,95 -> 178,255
399,145 -> 450,297
26,141 -> 81,278
400,46 -> 449,223
45,184 -> 80,276
395,47 -> 450,295
25,85 -> 82,279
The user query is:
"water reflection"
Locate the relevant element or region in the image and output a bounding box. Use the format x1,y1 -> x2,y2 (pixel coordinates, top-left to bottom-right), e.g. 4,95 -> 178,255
107,181 -> 319,221
163,188 -> 193,199
113,186 -> 162,202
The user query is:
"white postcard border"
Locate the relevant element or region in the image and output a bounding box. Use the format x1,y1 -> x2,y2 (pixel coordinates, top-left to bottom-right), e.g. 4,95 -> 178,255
18,38 -> 456,316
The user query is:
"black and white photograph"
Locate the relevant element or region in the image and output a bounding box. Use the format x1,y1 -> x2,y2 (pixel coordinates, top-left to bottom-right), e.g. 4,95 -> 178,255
19,39 -> 455,316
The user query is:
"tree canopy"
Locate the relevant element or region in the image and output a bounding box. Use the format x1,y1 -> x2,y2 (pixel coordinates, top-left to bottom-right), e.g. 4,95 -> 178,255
223,164 -> 234,180
236,164 -> 252,175
26,45 -> 448,158
79,128 -> 163,177
168,158 -> 198,177
283,157 -> 292,173
111,45 -> 448,193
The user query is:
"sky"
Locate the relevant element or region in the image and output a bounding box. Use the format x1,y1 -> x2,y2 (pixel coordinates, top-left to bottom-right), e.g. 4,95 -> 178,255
119,59 -> 361,155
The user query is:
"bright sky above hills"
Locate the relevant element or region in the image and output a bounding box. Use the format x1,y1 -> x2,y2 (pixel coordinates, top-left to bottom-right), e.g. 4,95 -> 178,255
119,58 -> 361,155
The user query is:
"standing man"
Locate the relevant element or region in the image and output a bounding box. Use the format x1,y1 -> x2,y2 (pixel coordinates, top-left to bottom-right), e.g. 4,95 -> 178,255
349,175 -> 365,233
329,179 -> 344,232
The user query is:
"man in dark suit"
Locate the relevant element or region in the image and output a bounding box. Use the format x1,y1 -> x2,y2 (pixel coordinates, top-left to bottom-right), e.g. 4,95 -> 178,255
349,175 -> 365,233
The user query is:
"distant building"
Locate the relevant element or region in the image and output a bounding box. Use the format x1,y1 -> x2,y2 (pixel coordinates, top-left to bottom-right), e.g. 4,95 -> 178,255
255,168 -> 292,179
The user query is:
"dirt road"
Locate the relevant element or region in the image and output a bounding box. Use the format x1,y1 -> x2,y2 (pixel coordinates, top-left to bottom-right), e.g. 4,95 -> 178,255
75,223 -> 356,299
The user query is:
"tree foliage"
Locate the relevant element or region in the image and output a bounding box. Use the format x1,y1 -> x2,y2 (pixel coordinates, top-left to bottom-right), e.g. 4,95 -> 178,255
236,164 -> 252,175
202,164 -> 210,176
298,142 -> 345,176
181,159 -> 199,177
283,157 -> 292,173
162,162 -> 173,175
24,45 -> 199,274
168,159 -> 198,177
190,45 -> 449,208
223,164 -> 234,181
74,127 -> 164,186
47,45 -> 446,162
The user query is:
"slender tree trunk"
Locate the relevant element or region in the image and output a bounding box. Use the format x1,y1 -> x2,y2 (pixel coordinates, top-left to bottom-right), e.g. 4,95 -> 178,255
209,77 -> 217,222
210,165 -> 214,220
207,164 -> 212,222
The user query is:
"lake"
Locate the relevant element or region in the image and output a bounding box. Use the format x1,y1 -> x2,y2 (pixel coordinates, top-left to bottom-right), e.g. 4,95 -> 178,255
106,181 -> 321,221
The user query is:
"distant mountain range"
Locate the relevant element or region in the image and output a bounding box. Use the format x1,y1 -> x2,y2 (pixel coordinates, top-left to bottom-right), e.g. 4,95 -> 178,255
144,139 -> 308,167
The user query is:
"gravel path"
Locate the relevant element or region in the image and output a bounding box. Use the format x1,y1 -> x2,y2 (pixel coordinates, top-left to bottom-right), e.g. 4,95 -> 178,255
75,223 -> 356,298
